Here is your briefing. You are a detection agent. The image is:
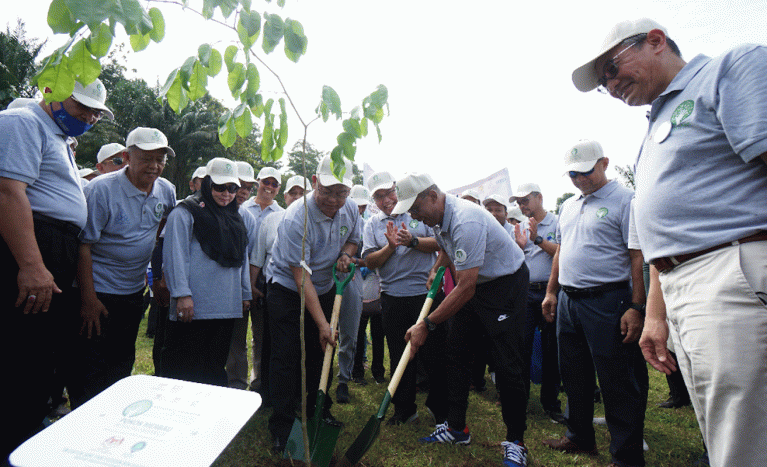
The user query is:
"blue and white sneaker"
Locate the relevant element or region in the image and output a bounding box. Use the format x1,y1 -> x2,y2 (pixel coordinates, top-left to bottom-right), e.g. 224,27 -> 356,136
418,422 -> 471,445
502,440 -> 528,467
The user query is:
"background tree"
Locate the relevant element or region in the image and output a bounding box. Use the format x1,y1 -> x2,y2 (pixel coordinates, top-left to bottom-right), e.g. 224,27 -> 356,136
615,164 -> 635,189
0,20 -> 44,108
555,192 -> 575,214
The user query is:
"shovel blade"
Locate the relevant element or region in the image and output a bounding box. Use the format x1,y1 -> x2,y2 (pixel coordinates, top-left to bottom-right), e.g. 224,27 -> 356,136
338,414 -> 382,466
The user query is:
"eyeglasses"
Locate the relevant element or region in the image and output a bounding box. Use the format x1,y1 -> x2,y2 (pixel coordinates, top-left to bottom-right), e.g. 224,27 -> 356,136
568,167 -> 596,178
259,178 -> 280,188
107,157 -> 124,166
516,196 -> 531,206
212,183 -> 239,193
408,194 -> 427,217
238,183 -> 255,193
317,186 -> 350,200
596,35 -> 645,92
70,96 -> 104,119
373,187 -> 396,201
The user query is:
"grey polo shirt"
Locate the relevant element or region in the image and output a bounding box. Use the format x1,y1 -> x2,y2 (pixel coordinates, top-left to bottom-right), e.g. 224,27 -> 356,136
0,103 -> 87,228
362,211 -> 435,296
434,195 -> 525,284
519,212 -> 558,283
267,192 -> 360,295
251,210 -> 285,273
503,221 -> 514,236
556,180 -> 633,289
243,198 -> 283,233
239,206 -> 257,255
634,45 -> 767,261
81,167 -> 177,294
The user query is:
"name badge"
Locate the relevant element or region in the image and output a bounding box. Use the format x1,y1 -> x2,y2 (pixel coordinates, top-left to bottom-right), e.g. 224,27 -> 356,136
654,121 -> 672,144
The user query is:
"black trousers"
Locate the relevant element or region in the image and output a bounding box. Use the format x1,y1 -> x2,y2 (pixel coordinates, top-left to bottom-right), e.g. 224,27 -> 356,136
267,283 -> 336,442
352,309 -> 384,380
1,215 -> 79,460
66,290 -> 145,409
160,318 -> 236,386
523,288 -> 561,412
434,265 -> 529,442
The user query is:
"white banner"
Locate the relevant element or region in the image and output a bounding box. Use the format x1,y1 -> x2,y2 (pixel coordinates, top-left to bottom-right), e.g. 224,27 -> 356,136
447,167 -> 513,202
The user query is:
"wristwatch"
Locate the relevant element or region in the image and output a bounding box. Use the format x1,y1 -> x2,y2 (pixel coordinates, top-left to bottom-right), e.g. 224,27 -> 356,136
629,302 -> 646,314
423,316 -> 436,331
533,236 -> 544,245
408,236 -> 419,248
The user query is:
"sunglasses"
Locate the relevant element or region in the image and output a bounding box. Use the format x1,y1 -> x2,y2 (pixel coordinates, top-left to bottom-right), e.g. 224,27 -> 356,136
212,183 -> 239,194
568,167 -> 596,178
259,179 -> 279,188
597,34 -> 646,91
70,96 -> 104,119
107,157 -> 124,166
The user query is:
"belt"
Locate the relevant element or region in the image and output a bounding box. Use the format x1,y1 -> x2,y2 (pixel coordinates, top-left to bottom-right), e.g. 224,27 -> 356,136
529,282 -> 548,291
651,231 -> 767,273
32,212 -> 82,237
561,281 -> 629,298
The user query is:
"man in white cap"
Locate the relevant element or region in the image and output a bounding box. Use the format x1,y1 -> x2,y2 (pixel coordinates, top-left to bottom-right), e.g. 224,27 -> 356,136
460,188 -> 480,204
95,142 -> 127,174
189,166 -> 206,193
541,140 -> 646,467
362,170 -> 442,425
0,77 -> 112,459
69,126 -> 177,408
265,155 -> 359,453
572,18 -> 767,467
510,183 -> 563,423
483,194 -> 513,235
396,173 -> 530,467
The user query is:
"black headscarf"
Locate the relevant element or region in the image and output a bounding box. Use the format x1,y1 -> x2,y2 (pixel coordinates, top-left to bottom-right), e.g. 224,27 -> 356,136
179,176 -> 247,268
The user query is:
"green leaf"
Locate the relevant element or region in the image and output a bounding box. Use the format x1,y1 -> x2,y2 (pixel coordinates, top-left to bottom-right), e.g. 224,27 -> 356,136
283,18 -> 307,62
277,98 -> 288,148
218,0 -> 238,18
208,48 -> 222,77
218,112 -> 237,148
36,54 -> 74,103
277,0 -> 286,7
245,63 -> 260,99
375,122 -> 383,143
87,23 -> 112,58
198,44 -> 212,66
224,45 -> 238,72
337,132 -> 356,159
66,0 -> 153,36
148,7 -> 165,42
201,0 -> 216,19
342,118 -> 361,138
360,117 -> 368,137
321,85 -> 342,120
261,116 -> 273,161
166,72 -> 188,112
129,33 -> 151,52
249,93 -> 264,117
187,61 -> 208,100
227,63 -> 246,97
264,98 -> 275,117
178,56 -> 197,86
370,84 -> 388,107
350,106 -> 361,120
69,40 -> 101,84
262,13 -> 285,54
239,0 -> 251,10
272,147 -> 283,161
330,146 -> 346,180
48,0 -> 76,34
233,104 -> 253,139
237,10 -> 261,50
158,68 -> 179,101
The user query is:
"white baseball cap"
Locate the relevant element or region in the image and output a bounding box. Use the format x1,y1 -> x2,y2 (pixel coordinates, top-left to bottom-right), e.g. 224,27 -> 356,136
205,157 -> 240,186
316,155 -> 353,188
284,175 -> 311,193
125,127 -> 175,157
572,18 -> 668,92
236,161 -> 256,183
6,97 -> 36,110
482,193 -> 508,209
508,205 -> 526,222
257,166 -> 281,182
564,140 -> 604,174
78,167 -> 98,178
71,78 -> 114,120
191,166 -> 207,180
510,183 -> 541,202
391,173 -> 435,216
367,171 -> 395,194
96,143 -> 126,163
460,189 -> 481,203
350,185 -> 370,206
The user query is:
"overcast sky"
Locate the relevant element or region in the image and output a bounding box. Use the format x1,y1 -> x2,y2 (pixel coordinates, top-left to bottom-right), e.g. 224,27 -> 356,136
7,0 -> 767,209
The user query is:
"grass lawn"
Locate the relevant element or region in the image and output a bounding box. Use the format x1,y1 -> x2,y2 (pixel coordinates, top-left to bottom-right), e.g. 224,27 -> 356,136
132,313 -> 704,466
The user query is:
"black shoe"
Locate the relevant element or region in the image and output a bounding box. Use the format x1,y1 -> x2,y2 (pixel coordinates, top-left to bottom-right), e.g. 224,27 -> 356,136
373,374 -> 386,384
322,410 -> 344,428
658,396 -> 691,408
545,410 -> 566,424
336,382 -> 349,403
272,436 -> 287,454
352,375 -> 368,386
386,411 -> 418,426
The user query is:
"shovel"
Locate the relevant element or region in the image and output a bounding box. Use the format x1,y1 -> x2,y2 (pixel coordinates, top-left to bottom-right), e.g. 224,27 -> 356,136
337,266 -> 446,467
285,263 -> 356,467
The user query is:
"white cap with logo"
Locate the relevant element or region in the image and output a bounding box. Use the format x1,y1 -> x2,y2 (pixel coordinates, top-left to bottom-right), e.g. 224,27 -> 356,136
350,185 -> 370,206
205,158 -> 240,186
97,143 -> 126,163
192,166 -> 207,180
572,18 -> 668,92
564,140 -> 604,174
284,175 -> 311,194
482,193 -> 509,208
316,155 -> 353,188
367,171 -> 395,194
236,161 -> 256,183
391,173 -> 434,216
125,127 -> 175,158
257,166 -> 281,182
71,78 -> 114,120
510,183 -> 541,202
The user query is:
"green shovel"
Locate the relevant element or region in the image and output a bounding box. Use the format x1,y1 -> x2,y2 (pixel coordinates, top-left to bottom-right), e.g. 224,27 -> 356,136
337,266 -> 445,467
285,263 -> 356,467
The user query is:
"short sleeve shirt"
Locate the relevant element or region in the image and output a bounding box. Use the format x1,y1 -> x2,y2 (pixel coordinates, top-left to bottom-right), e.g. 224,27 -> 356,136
239,206 -> 258,255
267,192 -> 360,295
556,180 -> 633,288
520,212 -> 558,283
634,45 -> 767,260
0,103 -> 87,228
362,211 -> 435,296
434,196 -> 525,284
81,168 -> 177,294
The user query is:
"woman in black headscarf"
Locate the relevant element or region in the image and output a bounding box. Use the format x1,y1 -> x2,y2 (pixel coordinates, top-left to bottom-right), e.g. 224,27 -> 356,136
160,157 -> 251,386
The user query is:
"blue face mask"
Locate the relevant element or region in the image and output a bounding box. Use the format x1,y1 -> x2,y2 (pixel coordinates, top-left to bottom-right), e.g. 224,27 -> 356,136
51,103 -> 93,137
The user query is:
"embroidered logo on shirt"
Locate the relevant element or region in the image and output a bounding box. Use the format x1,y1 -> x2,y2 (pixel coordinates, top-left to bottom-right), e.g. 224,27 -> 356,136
115,210 -> 130,226
596,207 -> 608,219
340,226 -> 348,236
546,232 -> 555,241
409,219 -> 419,229
671,100 -> 694,127
154,202 -> 165,220
454,248 -> 467,264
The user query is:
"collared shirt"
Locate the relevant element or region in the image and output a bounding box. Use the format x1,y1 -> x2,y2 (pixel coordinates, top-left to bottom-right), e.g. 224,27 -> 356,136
239,206 -> 257,255
520,212 -> 558,283
164,207 -> 251,321
634,45 -> 767,261
362,211 -> 435,296
81,167 -> 176,294
434,195 -> 525,284
267,192 -> 360,295
0,103 -> 87,228
503,221 -> 514,236
556,180 -> 633,288
251,210 -> 285,273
